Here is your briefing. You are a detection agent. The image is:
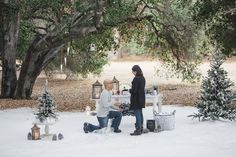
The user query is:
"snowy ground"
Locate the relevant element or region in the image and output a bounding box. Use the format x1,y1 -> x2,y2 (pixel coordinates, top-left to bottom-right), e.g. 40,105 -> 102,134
1,106 -> 236,157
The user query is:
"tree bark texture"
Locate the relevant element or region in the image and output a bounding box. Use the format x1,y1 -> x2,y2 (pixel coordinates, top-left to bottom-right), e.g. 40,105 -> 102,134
15,34 -> 64,99
0,2 -> 19,98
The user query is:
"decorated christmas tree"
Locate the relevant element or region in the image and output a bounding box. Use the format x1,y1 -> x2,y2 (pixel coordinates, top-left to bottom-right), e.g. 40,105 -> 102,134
35,80 -> 58,123
189,49 -> 236,121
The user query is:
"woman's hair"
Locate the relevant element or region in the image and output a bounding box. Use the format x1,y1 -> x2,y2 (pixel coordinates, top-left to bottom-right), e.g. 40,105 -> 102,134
132,65 -> 143,77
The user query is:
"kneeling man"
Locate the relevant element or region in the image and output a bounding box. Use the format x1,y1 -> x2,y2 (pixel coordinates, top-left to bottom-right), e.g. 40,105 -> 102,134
83,79 -> 122,133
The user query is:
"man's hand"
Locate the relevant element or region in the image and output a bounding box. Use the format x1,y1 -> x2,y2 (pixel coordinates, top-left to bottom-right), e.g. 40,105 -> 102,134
115,107 -> 122,112
113,102 -> 123,111
114,102 -> 121,107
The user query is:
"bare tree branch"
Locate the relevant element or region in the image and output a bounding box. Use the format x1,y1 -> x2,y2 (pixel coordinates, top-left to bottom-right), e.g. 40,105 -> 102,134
24,15 -> 55,23
104,15 -> 153,27
223,8 -> 236,15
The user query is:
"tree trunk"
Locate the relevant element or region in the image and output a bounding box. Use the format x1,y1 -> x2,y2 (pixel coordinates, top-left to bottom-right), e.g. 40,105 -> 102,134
0,4 -> 4,57
0,3 -> 19,98
15,35 -> 64,99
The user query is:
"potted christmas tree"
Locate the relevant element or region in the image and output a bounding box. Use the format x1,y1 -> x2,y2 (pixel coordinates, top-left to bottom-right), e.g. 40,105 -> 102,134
35,80 -> 58,135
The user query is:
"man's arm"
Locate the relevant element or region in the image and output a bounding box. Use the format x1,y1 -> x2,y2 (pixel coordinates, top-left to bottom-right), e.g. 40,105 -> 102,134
112,102 -> 121,110
101,92 -> 121,111
100,92 -> 113,108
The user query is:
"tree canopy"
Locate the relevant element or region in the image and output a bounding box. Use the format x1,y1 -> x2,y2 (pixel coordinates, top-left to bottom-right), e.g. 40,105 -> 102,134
16,0 -> 200,78
192,0 -> 236,55
1,0 -> 235,98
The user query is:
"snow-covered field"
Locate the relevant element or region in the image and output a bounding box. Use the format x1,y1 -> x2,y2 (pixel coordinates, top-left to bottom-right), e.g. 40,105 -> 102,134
1,106 -> 236,157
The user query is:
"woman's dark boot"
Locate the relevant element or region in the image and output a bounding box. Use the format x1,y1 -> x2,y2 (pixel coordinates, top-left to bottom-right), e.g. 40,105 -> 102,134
135,123 -> 147,134
130,128 -> 142,136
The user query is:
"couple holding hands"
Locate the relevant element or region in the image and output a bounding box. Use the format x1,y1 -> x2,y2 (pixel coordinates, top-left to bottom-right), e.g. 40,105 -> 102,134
83,65 -> 146,136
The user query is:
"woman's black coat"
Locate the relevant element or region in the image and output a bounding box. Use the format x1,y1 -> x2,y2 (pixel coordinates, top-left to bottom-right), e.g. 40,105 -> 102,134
130,76 -> 146,110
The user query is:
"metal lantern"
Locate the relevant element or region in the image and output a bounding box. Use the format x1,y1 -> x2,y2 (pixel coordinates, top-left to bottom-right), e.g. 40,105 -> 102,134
112,76 -> 119,95
31,124 -> 40,140
92,80 -> 102,99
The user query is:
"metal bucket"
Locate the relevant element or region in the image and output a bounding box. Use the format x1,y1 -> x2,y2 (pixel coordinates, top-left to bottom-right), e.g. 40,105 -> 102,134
153,110 -> 176,131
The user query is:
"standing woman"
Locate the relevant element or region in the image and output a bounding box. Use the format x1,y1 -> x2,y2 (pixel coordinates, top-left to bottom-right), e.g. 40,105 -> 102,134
130,65 -> 146,136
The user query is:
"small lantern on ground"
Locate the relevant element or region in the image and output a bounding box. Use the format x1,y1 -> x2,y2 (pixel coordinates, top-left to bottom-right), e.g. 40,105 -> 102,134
31,124 -> 40,140
92,80 -> 102,99
112,76 -> 119,95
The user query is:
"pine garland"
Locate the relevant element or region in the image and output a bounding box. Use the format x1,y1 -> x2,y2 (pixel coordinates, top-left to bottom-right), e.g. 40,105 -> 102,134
189,49 -> 236,121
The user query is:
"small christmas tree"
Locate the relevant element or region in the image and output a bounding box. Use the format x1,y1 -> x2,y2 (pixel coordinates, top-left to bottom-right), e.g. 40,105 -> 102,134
189,49 -> 236,121
35,80 -> 58,122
